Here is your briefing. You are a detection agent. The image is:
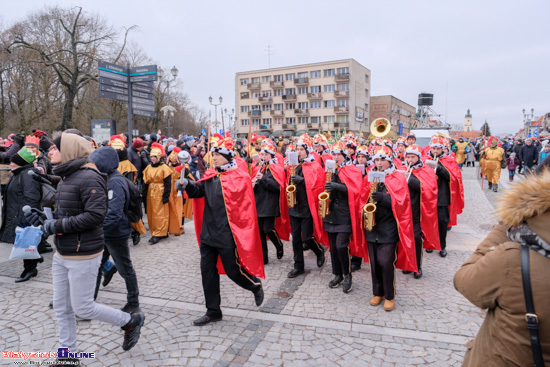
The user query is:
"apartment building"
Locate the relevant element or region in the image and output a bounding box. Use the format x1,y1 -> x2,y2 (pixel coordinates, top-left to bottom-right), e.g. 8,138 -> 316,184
235,59 -> 371,138
369,95 -> 416,135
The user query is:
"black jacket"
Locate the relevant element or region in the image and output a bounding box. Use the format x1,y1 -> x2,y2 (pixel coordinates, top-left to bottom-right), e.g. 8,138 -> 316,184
323,170 -> 351,231
288,165 -> 310,218
128,146 -> 148,178
0,142 -> 22,164
52,157 -> 107,256
364,182 -> 399,244
185,173 -> 234,248
0,165 -> 41,243
408,173 -> 421,225
519,144 -> 538,165
436,161 -> 451,207
254,166 -> 280,218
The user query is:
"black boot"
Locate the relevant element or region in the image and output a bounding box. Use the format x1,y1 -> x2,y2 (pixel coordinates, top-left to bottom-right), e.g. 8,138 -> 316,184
328,275 -> 343,288
102,265 -> 117,287
253,284 -> 264,306
488,182 -> 492,189
15,269 -> 37,283
414,268 -> 423,279
342,274 -> 352,293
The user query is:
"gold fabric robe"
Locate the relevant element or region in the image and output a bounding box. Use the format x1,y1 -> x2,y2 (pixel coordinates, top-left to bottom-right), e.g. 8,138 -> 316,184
484,147 -> 504,184
143,163 -> 172,237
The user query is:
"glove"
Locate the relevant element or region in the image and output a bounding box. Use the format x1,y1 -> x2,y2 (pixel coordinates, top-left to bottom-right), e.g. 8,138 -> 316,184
245,157 -> 253,164
325,182 -> 346,193
24,208 -> 47,227
324,182 -> 336,192
13,134 -> 25,146
371,192 -> 384,202
41,219 -> 57,237
292,175 -> 304,185
176,178 -> 188,192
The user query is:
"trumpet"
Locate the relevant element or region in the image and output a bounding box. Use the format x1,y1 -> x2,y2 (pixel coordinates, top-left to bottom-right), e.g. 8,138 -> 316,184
318,160 -> 335,219
286,165 -> 297,208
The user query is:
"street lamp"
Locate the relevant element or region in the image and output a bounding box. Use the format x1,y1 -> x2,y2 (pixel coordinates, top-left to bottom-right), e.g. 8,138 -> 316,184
158,65 -> 178,137
224,108 -> 235,135
209,95 -> 223,135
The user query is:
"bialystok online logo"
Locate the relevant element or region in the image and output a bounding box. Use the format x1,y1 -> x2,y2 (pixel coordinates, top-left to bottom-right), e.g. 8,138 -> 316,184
2,348 -> 95,363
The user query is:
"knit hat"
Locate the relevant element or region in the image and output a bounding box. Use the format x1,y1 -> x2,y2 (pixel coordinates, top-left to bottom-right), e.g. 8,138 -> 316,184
132,138 -> 144,149
11,146 -> 37,166
32,129 -> 47,138
53,135 -> 62,152
150,132 -> 158,142
39,136 -> 54,152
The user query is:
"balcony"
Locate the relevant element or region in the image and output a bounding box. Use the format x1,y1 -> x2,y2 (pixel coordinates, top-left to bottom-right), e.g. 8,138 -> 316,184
247,83 -> 261,90
282,124 -> 297,130
248,110 -> 262,117
259,96 -> 273,104
334,90 -> 349,98
335,73 -> 350,82
282,94 -> 297,101
270,81 -> 284,89
307,123 -> 315,129
333,122 -> 349,129
270,110 -> 284,116
294,108 -> 310,116
294,77 -> 309,85
260,125 -> 272,132
334,106 -> 349,114
307,92 -> 323,100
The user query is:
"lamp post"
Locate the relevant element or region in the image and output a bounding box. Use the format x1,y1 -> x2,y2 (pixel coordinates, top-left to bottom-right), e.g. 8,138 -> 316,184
522,108 -> 534,138
158,66 -> 178,137
209,95 -> 223,135
224,108 -> 234,136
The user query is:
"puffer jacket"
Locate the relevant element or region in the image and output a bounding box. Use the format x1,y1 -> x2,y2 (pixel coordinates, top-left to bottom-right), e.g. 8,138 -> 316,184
51,133 -> 107,257
454,169 -> 550,367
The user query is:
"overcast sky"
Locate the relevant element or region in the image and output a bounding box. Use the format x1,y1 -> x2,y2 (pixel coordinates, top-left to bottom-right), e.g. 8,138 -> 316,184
4,0 -> 549,134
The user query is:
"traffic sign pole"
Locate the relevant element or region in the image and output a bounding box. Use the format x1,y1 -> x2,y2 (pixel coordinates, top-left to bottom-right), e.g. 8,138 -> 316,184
127,63 -> 133,144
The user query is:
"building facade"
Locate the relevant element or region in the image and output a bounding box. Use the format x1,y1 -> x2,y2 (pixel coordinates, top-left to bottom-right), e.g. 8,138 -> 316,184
235,59 -> 371,138
464,109 -> 473,132
369,95 -> 416,135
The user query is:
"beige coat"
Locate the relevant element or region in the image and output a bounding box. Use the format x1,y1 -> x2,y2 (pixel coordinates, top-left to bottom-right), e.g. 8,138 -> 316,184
454,169 -> 550,366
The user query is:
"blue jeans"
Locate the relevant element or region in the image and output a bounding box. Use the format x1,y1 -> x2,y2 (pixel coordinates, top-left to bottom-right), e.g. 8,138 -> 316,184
508,169 -> 516,179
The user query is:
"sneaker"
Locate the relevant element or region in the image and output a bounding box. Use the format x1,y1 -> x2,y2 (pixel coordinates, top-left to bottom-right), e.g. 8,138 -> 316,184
102,266 -> 118,287
342,274 -> 352,294
121,312 -> 145,351
328,275 -> 343,288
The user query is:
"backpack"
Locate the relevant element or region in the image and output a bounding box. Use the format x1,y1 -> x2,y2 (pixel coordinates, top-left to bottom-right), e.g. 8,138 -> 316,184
111,174 -> 142,224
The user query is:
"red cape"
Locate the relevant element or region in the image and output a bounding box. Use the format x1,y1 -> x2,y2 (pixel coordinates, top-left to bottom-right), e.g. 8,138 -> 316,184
411,166 -> 441,250
332,165 -> 367,258
361,171 -> 417,272
393,157 -> 406,170
192,166 -> 265,279
439,156 -> 465,226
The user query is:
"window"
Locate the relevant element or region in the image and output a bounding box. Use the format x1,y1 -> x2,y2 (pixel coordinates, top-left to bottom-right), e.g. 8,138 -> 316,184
262,91 -> 272,97
262,76 -> 271,83
274,118 -> 283,125
337,99 -> 349,107
241,106 -> 250,113
310,101 -> 321,109
310,86 -> 321,93
298,117 -> 309,124
324,100 -> 335,108
240,92 -> 250,99
365,74 -> 369,83
240,78 -> 249,85
324,69 -> 335,77
324,116 -> 335,123
337,83 -> 349,91
337,67 -> 349,75
298,87 -> 308,95
274,89 -> 283,96
311,116 -> 321,124
252,105 -> 260,110
297,72 -> 308,78
262,104 -> 271,111
285,73 -> 295,81
241,119 -> 250,126
285,103 -> 295,110
365,89 -> 369,97
251,77 -> 260,84
298,102 -> 308,109
252,92 -> 260,98
285,88 -> 296,95
252,118 -> 261,126
274,74 -> 283,82
262,118 -> 272,126
285,117 -> 296,124
324,84 -> 335,92
310,70 -> 321,78
336,115 -> 349,123
274,103 -> 283,110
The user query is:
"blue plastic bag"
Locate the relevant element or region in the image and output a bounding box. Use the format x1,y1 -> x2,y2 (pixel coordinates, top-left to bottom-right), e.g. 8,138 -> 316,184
10,226 -> 43,260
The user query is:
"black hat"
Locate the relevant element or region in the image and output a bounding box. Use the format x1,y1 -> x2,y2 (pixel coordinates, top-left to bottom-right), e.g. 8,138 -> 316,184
39,136 -> 54,152
53,136 -> 62,152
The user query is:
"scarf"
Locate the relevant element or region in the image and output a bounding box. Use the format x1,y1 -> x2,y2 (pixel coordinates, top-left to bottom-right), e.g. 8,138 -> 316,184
508,224 -> 550,258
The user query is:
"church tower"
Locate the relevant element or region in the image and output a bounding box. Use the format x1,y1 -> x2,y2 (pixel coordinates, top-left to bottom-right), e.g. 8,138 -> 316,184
464,109 -> 473,132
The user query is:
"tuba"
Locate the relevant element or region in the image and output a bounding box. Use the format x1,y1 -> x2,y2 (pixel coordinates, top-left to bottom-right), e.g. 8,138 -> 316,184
370,118 -> 391,137
318,160 -> 336,219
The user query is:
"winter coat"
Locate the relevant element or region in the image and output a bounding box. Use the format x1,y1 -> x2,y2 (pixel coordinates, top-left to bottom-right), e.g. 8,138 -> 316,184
128,146 -> 147,178
520,144 -> 538,165
51,133 -> 107,258
90,147 -> 132,240
253,165 -> 280,218
465,144 -> 477,162
0,165 -> 41,243
539,149 -> 550,163
0,142 -> 22,164
454,170 -> 550,367
506,157 -> 520,170
195,145 -> 207,176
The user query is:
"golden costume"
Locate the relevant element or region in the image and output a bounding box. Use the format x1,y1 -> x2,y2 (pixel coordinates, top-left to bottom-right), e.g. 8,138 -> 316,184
143,161 -> 172,237
484,146 -> 504,184
455,141 -> 469,165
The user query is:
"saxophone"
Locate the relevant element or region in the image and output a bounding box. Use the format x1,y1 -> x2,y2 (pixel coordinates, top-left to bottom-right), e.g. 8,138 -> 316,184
286,165 -> 297,208
363,176 -> 381,231
318,171 -> 333,218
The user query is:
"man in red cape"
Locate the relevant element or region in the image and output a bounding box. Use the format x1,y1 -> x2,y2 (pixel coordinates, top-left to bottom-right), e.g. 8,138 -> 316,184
322,141 -> 365,294
311,134 -> 333,168
286,135 -> 328,278
362,145 -> 416,312
402,144 -> 440,279
181,136 -> 265,326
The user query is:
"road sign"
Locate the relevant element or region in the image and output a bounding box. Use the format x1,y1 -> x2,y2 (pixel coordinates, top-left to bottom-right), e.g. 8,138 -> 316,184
132,96 -> 155,106
219,129 -> 223,135
132,91 -> 153,99
130,74 -> 157,83
99,91 -> 128,102
99,70 -> 127,82
131,84 -> 154,94
100,84 -> 127,95
129,65 -> 157,75
133,109 -> 158,118
132,102 -> 155,112
200,129 -> 206,135
99,77 -> 128,89
98,61 -> 127,75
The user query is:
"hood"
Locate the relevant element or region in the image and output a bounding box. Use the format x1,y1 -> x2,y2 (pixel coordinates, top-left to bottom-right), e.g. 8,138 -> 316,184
60,132 -> 92,163
89,146 -> 119,175
497,169 -> 550,243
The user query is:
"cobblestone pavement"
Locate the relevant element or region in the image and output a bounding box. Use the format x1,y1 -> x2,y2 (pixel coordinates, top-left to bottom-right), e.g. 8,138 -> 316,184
0,166 -> 504,366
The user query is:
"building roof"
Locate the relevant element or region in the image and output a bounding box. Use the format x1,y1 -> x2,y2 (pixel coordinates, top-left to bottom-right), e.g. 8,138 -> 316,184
465,108 -> 472,118
450,130 -> 482,139
235,58 -> 370,75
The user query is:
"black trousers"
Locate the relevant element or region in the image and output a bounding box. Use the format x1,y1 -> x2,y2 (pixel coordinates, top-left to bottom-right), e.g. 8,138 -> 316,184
289,215 -> 323,271
437,206 -> 450,250
328,232 -> 352,276
94,236 -> 140,306
413,222 -> 423,270
258,216 -> 283,262
22,238 -> 47,273
351,256 -> 363,268
200,243 -> 261,318
367,241 -> 397,300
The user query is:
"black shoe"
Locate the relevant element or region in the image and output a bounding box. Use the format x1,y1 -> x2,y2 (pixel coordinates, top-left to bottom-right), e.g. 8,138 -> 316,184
52,358 -> 80,366
493,184 -> 498,192
150,236 -> 160,245
447,227 -> 452,231
488,182 -> 492,189
425,249 -> 433,253
121,311 -> 145,351
160,235 -> 168,239
253,285 -> 264,306
329,275 -> 343,288
342,274 -> 352,293
316,247 -> 326,268
414,268 -> 423,279
121,304 -> 140,314
439,249 -> 448,257
287,268 -> 305,278
402,270 -> 412,274
302,243 -> 310,251
263,258 -> 269,265
132,232 -> 141,246
193,314 -> 222,326
42,247 -> 54,253
276,244 -> 284,260
102,266 -> 117,287
15,269 -> 37,283
148,236 -> 154,243
351,264 -> 361,272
